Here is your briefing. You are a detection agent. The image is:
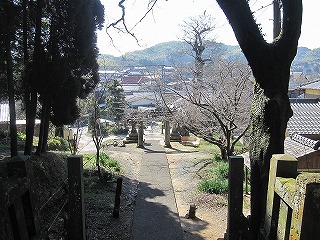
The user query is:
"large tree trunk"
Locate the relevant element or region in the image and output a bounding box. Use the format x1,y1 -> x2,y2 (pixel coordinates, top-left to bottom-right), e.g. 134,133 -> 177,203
5,31 -> 18,157
36,101 -> 50,155
215,0 -> 302,238
24,90 -> 37,155
23,0 -> 38,155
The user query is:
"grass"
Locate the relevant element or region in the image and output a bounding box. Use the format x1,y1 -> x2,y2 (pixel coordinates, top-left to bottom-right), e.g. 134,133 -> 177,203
83,152 -> 121,174
198,153 -> 230,194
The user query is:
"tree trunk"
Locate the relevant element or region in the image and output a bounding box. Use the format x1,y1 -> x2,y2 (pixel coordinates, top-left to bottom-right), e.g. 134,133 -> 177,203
5,31 -> 18,157
24,90 -> 37,155
23,0 -> 38,155
40,107 -> 50,153
36,101 -> 49,155
215,0 -> 302,238
220,147 -> 227,160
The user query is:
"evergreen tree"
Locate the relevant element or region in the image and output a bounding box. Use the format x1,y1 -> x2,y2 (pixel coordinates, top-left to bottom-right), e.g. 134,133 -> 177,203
29,0 -> 104,154
106,79 -> 126,130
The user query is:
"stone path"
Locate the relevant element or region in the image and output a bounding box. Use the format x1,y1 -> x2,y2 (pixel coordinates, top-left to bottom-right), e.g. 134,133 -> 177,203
131,140 -> 183,240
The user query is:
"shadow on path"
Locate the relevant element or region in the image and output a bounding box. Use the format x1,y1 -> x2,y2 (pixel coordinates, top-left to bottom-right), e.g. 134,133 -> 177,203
131,140 -> 209,240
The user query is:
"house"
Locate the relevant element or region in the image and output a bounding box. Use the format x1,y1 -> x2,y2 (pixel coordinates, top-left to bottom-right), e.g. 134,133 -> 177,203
121,74 -> 152,93
0,103 -> 41,136
299,79 -> 320,99
285,98 -> 320,171
288,72 -> 309,98
126,92 -> 157,109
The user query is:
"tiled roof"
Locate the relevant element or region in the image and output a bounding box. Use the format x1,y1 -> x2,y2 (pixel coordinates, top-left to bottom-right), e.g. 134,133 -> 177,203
121,76 -> 149,84
287,100 -> 320,135
290,133 -> 320,150
284,136 -> 318,158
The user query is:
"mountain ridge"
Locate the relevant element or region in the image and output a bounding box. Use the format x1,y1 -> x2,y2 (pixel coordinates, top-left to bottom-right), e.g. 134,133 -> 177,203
98,41 -> 320,76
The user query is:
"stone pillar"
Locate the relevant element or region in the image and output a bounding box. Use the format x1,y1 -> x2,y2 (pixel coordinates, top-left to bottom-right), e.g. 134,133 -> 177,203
225,156 -> 244,240
164,120 -> 171,148
124,121 -> 138,143
68,155 -> 86,240
137,121 -> 144,148
170,124 -> 181,142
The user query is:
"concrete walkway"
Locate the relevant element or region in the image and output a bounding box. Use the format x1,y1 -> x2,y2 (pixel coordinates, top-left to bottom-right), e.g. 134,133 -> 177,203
131,140 -> 183,240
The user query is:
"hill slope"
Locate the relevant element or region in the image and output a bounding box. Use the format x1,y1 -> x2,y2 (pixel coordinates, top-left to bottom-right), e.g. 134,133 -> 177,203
99,41 -> 320,76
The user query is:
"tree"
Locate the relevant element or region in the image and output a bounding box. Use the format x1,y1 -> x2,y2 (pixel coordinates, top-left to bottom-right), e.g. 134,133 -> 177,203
0,1 -> 21,157
168,14 -> 252,159
215,0 -> 302,238
105,79 -> 126,130
180,13 -> 216,82
172,59 -> 252,159
29,0 -> 104,154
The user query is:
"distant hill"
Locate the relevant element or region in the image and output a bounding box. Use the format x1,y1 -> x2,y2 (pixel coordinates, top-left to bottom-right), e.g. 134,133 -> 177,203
99,41 -> 320,77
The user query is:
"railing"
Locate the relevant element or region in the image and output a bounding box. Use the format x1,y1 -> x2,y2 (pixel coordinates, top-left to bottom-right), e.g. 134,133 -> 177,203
261,154 -> 320,240
225,154 -> 320,240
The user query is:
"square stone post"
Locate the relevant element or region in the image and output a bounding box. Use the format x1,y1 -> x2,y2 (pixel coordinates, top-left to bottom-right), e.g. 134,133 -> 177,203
68,155 -> 86,240
225,156 -> 244,240
164,120 -> 171,148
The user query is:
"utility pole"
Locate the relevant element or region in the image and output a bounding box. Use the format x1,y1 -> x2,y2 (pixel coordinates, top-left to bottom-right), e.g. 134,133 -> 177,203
273,0 -> 281,39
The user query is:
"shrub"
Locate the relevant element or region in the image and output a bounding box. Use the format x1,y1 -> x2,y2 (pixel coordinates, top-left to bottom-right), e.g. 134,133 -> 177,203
198,178 -> 228,194
47,136 -> 69,151
83,153 -> 121,173
214,162 -> 229,179
100,152 -> 120,172
212,154 -> 223,162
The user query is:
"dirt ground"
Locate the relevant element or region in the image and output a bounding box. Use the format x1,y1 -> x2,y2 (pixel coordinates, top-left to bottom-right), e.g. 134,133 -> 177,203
101,138 -> 230,240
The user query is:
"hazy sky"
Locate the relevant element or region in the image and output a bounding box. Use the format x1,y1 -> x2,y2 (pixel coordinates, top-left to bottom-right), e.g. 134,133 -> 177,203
97,0 -> 320,56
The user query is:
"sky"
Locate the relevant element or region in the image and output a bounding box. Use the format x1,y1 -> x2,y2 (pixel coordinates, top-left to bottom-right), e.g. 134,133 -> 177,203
97,0 -> 320,56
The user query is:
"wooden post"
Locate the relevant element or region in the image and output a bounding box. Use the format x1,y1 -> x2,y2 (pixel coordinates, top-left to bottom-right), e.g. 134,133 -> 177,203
113,177 -> 123,218
164,120 -> 171,148
68,155 -> 86,240
226,156 -> 244,240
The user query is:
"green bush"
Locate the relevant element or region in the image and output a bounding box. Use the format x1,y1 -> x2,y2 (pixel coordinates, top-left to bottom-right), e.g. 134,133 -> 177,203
211,154 -> 223,162
214,162 -> 229,179
100,152 -> 120,172
198,161 -> 229,194
198,178 -> 228,194
83,153 -> 121,173
47,136 -> 69,151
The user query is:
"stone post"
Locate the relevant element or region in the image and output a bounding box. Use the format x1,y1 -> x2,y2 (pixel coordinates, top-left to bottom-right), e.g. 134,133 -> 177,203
68,155 -> 86,240
164,120 -> 171,148
113,177 -> 123,218
225,156 -> 244,240
137,121 -> 144,148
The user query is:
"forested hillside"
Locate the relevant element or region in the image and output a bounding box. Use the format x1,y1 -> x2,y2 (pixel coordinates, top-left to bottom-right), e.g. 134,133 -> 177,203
99,41 -> 320,77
